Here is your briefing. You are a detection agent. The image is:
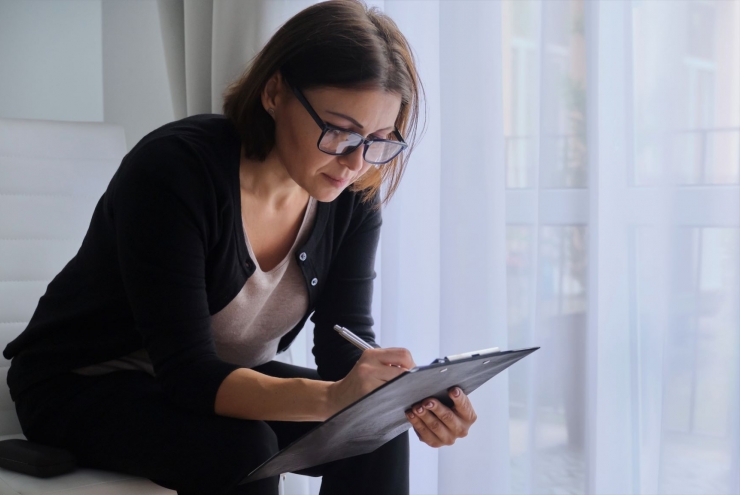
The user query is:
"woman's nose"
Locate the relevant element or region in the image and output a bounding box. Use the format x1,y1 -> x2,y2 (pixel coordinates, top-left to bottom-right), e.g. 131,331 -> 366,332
339,145 -> 365,171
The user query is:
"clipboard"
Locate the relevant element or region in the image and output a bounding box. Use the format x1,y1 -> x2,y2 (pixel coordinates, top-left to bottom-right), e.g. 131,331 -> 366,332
239,346 -> 539,484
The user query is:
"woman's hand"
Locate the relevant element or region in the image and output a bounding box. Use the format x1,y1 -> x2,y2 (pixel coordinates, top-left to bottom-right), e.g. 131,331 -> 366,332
325,348 -> 415,419
404,387 -> 477,447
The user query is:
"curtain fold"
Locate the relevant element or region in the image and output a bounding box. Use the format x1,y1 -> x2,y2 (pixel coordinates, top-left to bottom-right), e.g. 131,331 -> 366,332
437,1 -> 510,494
158,0 -> 318,117
183,0 -> 213,115
584,1 -> 635,492
376,1 -> 443,493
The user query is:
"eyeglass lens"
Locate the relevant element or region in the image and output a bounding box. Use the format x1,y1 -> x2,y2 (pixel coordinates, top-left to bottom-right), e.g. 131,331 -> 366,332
319,129 -> 403,164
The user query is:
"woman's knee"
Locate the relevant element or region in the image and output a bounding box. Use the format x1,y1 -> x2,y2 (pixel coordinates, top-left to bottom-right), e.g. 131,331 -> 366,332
149,417 -> 280,494
190,417 -> 280,494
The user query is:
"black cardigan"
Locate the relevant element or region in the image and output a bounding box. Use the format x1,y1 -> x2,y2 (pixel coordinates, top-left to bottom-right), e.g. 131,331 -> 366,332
3,114 -> 381,416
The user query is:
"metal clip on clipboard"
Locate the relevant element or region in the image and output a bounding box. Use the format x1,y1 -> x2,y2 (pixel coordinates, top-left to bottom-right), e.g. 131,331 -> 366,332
430,346 -> 500,364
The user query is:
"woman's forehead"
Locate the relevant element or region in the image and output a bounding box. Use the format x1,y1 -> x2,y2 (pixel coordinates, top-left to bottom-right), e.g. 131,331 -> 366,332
302,86 -> 401,127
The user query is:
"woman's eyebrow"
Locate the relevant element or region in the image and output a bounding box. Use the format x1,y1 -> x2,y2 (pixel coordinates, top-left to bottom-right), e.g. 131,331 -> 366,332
325,110 -> 394,132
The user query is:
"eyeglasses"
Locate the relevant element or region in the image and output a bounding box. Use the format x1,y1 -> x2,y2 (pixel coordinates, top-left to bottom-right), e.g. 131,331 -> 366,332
284,78 -> 408,166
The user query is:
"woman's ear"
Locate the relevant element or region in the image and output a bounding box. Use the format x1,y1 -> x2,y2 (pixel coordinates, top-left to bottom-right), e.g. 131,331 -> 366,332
261,71 -> 287,115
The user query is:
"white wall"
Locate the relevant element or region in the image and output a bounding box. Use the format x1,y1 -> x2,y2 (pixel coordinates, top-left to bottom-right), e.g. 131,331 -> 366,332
102,0 -> 174,149
0,0 -> 176,150
0,0 -> 103,122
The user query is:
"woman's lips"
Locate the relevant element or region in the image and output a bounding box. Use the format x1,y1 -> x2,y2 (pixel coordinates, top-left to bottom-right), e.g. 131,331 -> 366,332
323,173 -> 349,187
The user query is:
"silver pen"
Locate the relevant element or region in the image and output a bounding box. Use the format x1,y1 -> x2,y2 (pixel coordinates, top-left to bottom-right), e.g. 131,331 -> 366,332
333,324 -> 404,369
333,325 -> 374,350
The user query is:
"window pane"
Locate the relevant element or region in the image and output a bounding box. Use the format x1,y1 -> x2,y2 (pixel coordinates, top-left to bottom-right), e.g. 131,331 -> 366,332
503,0 -> 588,189
503,0 -> 538,188
508,225 -> 589,494
635,226 -> 740,495
706,129 -> 740,184
539,0 -> 587,189
633,1 -> 740,186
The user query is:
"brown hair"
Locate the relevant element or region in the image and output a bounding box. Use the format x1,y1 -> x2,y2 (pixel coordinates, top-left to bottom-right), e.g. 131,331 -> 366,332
222,0 -> 425,209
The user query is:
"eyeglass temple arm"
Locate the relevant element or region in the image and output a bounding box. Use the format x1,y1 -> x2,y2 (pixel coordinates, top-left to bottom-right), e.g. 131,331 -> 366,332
285,78 -> 327,130
393,129 -> 407,145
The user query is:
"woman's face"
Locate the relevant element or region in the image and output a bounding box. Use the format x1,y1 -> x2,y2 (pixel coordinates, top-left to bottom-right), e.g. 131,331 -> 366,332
266,75 -> 402,202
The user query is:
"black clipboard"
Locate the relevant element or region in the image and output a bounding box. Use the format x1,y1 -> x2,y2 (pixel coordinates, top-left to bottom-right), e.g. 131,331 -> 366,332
239,346 -> 539,484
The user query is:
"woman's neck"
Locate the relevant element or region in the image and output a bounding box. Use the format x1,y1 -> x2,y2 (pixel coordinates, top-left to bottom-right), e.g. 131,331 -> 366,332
239,146 -> 308,211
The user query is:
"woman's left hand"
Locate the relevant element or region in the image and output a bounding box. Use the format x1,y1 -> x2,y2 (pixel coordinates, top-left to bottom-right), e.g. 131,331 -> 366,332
404,387 -> 477,447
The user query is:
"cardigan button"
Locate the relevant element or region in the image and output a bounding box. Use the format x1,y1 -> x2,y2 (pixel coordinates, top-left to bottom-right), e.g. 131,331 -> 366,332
311,278 -> 318,286
299,252 -> 307,261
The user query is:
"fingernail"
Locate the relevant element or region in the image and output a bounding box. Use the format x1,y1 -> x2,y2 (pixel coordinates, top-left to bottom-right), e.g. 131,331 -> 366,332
416,406 -> 424,414
425,401 -> 434,409
407,412 -> 415,419
453,387 -> 461,397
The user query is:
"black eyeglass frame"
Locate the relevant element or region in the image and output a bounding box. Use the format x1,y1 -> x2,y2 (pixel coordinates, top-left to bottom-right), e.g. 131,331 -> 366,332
284,78 -> 408,165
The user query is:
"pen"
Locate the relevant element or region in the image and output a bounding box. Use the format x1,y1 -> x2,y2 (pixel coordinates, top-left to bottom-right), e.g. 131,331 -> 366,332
333,325 -> 374,351
333,325 -> 404,369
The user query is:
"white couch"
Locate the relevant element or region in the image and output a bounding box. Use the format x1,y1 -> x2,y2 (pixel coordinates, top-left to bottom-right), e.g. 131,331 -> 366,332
0,118 -> 308,495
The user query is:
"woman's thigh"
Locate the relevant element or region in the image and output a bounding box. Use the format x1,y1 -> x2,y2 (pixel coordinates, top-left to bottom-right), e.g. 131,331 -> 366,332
15,370 -> 280,495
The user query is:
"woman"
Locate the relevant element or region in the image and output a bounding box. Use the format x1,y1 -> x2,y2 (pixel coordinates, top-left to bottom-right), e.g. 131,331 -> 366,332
3,1 -> 478,494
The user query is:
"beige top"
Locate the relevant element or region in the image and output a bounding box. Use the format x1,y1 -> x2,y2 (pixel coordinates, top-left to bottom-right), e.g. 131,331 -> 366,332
72,196 -> 317,376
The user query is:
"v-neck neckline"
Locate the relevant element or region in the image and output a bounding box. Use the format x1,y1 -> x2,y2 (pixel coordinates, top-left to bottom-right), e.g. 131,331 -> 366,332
240,196 -> 315,275
229,132 -> 329,275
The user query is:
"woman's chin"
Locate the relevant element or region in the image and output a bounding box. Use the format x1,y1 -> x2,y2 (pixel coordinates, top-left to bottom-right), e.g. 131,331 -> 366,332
312,188 -> 345,202
303,180 -> 348,202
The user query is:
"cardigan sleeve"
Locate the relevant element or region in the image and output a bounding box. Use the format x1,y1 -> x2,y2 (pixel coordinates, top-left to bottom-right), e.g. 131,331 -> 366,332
110,136 -> 242,416
310,193 -> 382,382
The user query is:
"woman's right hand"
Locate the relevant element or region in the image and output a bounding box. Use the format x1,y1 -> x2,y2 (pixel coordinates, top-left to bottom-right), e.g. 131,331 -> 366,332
325,348 -> 416,419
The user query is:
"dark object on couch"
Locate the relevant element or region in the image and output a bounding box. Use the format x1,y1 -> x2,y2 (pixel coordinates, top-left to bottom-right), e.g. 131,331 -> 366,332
0,439 -> 77,478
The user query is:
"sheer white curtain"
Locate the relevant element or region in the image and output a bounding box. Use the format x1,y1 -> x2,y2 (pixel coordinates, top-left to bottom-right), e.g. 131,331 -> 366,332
145,1 -> 739,494
500,2 -> 739,495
